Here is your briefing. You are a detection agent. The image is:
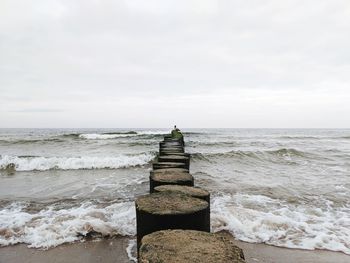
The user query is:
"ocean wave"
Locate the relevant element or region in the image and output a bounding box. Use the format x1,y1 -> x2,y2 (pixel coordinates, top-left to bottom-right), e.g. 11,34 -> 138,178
0,131 -> 172,143
0,138 -> 65,144
137,130 -> 169,135
103,131 -> 137,135
187,141 -> 240,147
266,148 -> 306,157
211,193 -> 350,255
278,136 -> 321,140
0,201 -> 135,248
79,133 -> 138,139
280,135 -> 350,140
2,194 -> 349,253
61,133 -> 80,138
78,130 -> 170,140
0,153 -> 155,171
191,148 -> 308,162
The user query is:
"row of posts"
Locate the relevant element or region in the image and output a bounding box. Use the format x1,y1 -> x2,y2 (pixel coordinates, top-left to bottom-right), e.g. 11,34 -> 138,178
134,134 -> 246,262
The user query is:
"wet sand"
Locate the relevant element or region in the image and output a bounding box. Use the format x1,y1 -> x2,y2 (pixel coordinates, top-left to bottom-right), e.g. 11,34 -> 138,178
0,237 -> 349,263
232,240 -> 350,263
0,237 -> 131,263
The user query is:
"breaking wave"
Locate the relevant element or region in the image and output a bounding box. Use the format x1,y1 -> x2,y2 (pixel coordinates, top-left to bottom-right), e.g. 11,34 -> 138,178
0,201 -> 135,248
191,148 -> 309,161
1,194 -> 349,254
211,193 -> 350,255
78,131 -> 169,140
79,133 -> 138,139
0,153 -> 155,171
0,138 -> 65,144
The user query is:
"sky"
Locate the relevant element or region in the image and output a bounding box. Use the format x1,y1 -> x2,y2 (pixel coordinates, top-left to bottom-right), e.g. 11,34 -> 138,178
0,0 -> 350,128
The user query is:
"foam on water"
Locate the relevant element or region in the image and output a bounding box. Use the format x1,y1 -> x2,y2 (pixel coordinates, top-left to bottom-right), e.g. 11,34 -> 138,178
211,193 -> 350,254
126,239 -> 137,262
79,130 -> 169,140
0,201 -> 135,249
79,133 -> 138,139
137,130 -> 169,135
0,153 -> 155,171
1,128 -> 350,254
1,194 -> 350,253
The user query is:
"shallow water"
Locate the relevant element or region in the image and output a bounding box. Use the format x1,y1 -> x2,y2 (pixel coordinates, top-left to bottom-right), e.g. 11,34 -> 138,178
0,128 -> 349,254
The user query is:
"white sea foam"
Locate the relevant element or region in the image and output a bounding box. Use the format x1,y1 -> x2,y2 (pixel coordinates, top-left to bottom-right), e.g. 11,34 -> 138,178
126,239 -> 137,262
0,201 -> 135,249
211,193 -> 350,254
0,153 -> 154,171
2,194 -> 350,254
137,130 -> 169,135
79,131 -> 169,140
79,134 -> 138,139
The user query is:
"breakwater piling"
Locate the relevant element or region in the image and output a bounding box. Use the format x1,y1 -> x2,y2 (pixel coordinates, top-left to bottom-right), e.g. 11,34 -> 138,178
135,134 -> 245,262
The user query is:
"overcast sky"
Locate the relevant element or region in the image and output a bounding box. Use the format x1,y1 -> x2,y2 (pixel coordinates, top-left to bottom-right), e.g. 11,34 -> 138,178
0,0 -> 349,128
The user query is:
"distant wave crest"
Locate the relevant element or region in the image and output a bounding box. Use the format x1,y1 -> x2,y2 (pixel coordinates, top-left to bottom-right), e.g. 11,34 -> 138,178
191,148 -> 308,162
78,131 -> 170,140
79,133 -> 138,139
0,153 -> 155,171
0,138 -> 65,144
266,148 -> 306,157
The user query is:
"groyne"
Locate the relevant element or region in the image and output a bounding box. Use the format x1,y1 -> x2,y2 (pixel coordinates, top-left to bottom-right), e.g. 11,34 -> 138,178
135,134 -> 246,262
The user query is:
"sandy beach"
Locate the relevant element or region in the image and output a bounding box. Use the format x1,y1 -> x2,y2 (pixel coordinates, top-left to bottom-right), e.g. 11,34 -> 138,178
0,238 -> 131,263
232,240 -> 350,263
1,236 -> 349,263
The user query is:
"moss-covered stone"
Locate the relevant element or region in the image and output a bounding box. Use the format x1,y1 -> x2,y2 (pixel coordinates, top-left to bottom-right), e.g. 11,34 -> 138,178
139,230 -> 245,263
171,130 -> 184,139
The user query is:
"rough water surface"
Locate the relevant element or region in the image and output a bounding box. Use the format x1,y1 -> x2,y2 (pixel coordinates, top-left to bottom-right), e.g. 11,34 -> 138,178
0,128 -> 349,255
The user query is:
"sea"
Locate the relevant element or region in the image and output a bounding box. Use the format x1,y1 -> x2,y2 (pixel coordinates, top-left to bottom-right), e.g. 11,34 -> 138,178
0,128 -> 349,255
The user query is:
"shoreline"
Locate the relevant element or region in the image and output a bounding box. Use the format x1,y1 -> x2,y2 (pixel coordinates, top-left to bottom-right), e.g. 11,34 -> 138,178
1,237 -> 349,263
232,239 -> 350,263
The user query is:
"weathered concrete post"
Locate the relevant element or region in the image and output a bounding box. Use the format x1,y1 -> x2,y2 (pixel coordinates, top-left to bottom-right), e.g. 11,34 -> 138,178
160,152 -> 190,158
139,230 -> 246,263
135,192 -> 210,252
134,133 -> 245,261
154,185 -> 210,230
149,168 -> 194,192
159,147 -> 184,154
152,161 -> 186,170
154,185 -> 210,203
158,155 -> 190,170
